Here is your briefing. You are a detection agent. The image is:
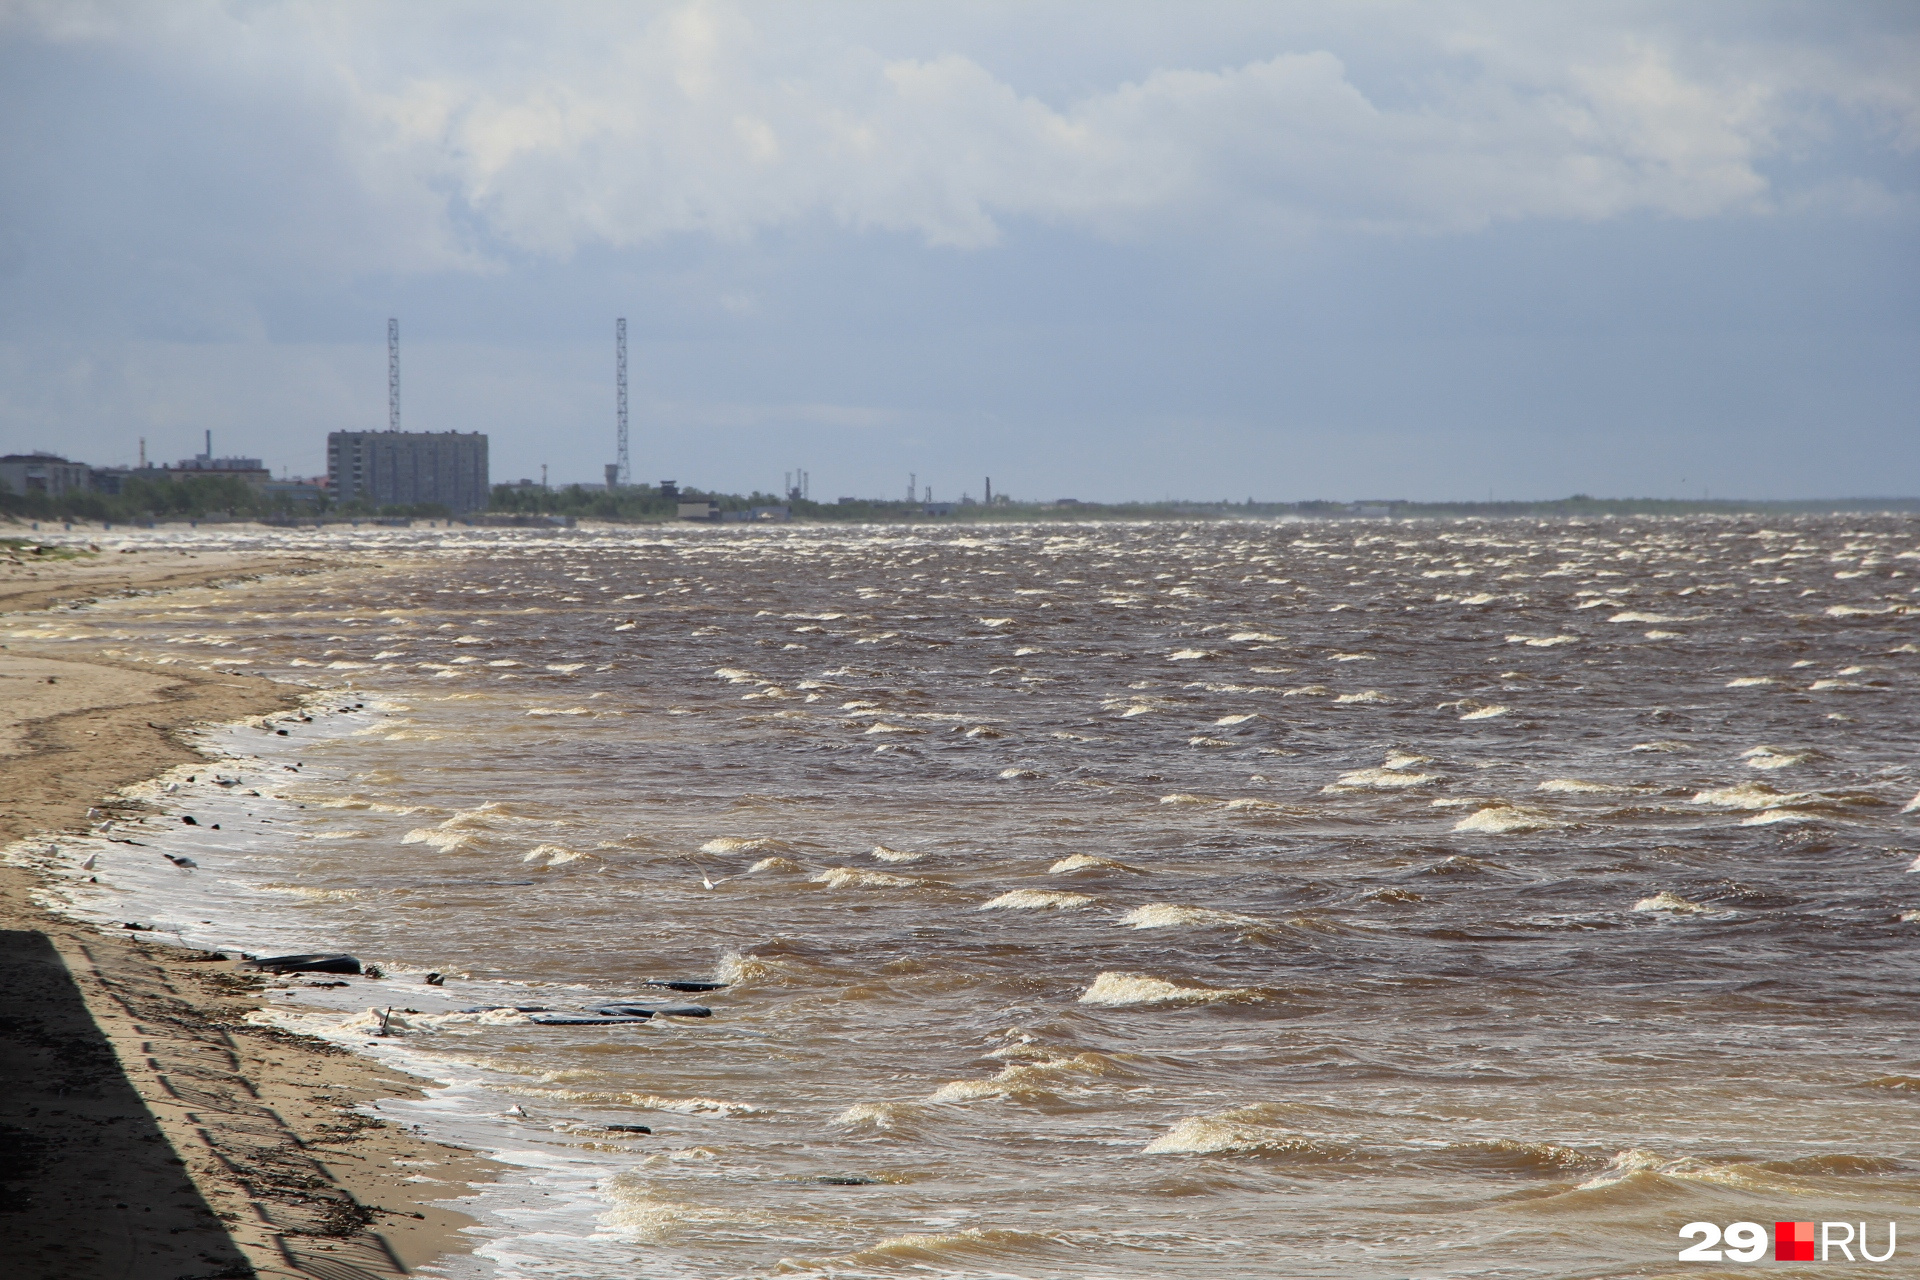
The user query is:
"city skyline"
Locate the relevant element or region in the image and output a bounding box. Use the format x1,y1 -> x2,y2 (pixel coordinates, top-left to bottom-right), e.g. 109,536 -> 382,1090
1,3 -> 1914,502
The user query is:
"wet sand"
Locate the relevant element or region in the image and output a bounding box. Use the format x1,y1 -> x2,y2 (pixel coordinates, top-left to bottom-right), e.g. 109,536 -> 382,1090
0,547 -> 498,1279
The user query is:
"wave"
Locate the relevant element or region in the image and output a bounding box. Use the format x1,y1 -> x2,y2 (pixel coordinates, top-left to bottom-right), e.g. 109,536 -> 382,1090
980,889 -> 1095,910
699,836 -> 785,854
254,883 -> 360,902
798,1227 -> 1072,1271
1324,767 -> 1440,792
400,827 -> 480,852
1453,805 -> 1563,834
1633,891 -> 1710,914
869,844 -> 923,862
1536,778 -> 1630,794
1692,782 -> 1815,810
927,1053 -> 1129,1103
1078,971 -> 1261,1007
1050,854 -> 1146,874
810,867 -> 923,888
830,1100 -> 926,1131
1118,903 -> 1270,933
522,842 -> 594,866
1143,1107 -> 1349,1159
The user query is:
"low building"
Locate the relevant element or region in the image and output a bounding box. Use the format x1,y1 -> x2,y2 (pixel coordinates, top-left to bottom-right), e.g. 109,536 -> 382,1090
175,454 -> 271,486
678,499 -> 720,521
261,478 -> 326,506
328,430 -> 489,513
0,452 -> 91,498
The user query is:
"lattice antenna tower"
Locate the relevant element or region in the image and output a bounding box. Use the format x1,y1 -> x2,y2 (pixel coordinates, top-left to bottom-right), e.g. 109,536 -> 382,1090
387,318 -> 401,432
615,317 -> 630,485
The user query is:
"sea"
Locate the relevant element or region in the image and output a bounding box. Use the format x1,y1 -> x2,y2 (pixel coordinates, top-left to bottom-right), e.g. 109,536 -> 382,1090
7,515 -> 1919,1278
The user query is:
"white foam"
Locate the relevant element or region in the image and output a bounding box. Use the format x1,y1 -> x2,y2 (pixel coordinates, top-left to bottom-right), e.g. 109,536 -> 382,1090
1633,891 -> 1710,914
1692,782 -> 1811,810
1324,768 -> 1439,792
1049,854 -> 1145,874
1453,805 -> 1563,834
1077,971 -> 1259,1007
979,889 -> 1095,910
810,867 -> 922,888
1118,903 -> 1269,933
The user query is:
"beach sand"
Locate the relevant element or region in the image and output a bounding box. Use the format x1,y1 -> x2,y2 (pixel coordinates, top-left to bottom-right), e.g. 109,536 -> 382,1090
0,544 -> 499,1280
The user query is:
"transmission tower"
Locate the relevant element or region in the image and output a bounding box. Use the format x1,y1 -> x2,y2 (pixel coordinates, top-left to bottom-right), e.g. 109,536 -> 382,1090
615,317 -> 630,485
387,318 -> 401,432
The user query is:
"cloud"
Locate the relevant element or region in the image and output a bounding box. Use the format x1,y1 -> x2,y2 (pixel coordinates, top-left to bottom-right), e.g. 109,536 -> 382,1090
8,0 -> 1911,275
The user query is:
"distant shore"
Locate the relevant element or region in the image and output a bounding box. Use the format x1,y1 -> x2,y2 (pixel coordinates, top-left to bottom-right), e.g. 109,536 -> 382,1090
0,549 -> 498,1279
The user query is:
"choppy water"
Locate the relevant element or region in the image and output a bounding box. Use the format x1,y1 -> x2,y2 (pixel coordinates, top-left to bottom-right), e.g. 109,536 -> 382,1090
9,516 -> 1920,1278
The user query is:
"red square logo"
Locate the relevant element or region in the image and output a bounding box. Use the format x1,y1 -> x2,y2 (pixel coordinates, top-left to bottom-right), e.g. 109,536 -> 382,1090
1776,1221 -> 1816,1262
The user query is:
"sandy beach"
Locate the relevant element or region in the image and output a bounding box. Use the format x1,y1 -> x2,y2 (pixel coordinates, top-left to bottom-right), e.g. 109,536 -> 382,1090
0,540 -> 498,1280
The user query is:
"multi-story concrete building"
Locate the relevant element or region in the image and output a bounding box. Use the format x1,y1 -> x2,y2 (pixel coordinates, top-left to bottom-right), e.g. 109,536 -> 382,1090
0,452 -> 91,498
327,431 -> 489,513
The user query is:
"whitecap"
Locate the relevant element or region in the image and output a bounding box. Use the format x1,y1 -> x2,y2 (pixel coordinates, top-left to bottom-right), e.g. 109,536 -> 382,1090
1323,768 -> 1439,792
400,828 -> 478,852
748,856 -> 802,873
1214,713 -> 1257,725
1142,1110 -> 1338,1157
1049,854 -> 1146,874
1692,782 -> 1811,810
700,836 -> 781,854
1453,805 -> 1563,834
1158,793 -> 1216,805
1633,891 -> 1710,914
980,890 -> 1095,910
1536,778 -> 1628,794
522,843 -> 593,866
1077,971 -> 1259,1007
810,867 -> 922,888
1608,611 -> 1684,623
1335,690 -> 1388,703
1458,704 -> 1511,721
1118,903 -> 1269,933
1725,677 -> 1777,688
870,845 -> 924,863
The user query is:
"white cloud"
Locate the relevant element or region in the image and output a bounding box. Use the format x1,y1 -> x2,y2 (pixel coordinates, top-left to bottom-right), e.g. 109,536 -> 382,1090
10,1 -> 1906,271
379,19 -> 1793,253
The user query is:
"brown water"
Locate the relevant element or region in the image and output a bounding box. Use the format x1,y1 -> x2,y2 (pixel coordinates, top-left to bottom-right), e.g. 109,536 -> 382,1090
11,516 -> 1920,1278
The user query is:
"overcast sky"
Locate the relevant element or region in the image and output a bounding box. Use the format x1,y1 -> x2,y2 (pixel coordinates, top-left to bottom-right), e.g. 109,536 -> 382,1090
1,1 -> 1914,501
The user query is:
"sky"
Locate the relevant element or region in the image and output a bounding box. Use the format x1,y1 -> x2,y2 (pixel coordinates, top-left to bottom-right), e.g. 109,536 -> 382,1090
0,1 -> 1915,503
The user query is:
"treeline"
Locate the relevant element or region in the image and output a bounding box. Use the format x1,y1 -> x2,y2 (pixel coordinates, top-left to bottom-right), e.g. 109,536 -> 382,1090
0,475 -> 285,523
10,478 -> 1915,527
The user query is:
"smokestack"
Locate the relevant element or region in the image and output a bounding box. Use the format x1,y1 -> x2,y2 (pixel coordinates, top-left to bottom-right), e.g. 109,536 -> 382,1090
204,429 -> 212,460
985,477 -> 991,505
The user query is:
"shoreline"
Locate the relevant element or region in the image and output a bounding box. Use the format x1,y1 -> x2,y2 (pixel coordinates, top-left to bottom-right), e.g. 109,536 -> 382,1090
0,554 -> 501,1279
